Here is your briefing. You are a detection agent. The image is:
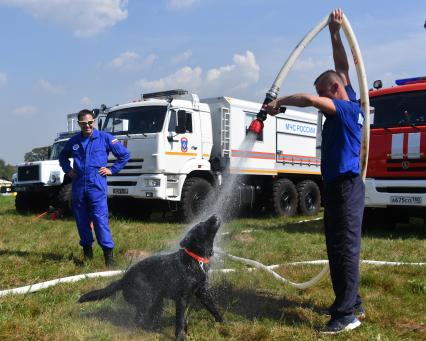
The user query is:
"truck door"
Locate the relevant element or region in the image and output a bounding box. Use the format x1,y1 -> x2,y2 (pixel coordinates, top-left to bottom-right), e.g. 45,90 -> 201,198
165,109 -> 202,173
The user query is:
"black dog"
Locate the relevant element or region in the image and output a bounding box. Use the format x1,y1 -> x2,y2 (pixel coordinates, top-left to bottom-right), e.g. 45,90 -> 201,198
79,214 -> 223,340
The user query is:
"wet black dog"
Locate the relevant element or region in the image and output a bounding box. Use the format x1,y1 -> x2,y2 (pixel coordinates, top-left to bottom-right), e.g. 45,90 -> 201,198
79,214 -> 223,340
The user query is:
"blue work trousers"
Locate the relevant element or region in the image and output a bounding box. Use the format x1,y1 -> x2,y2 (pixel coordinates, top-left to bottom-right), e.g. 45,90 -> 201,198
324,174 -> 364,318
72,189 -> 114,249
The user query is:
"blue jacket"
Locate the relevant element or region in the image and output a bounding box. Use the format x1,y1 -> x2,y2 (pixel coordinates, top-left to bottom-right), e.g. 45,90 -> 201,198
59,129 -> 130,194
321,85 -> 364,183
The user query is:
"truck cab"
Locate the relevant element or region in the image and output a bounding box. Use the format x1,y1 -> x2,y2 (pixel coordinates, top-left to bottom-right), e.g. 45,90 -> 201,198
365,76 -> 426,222
104,90 -> 214,219
12,134 -> 72,212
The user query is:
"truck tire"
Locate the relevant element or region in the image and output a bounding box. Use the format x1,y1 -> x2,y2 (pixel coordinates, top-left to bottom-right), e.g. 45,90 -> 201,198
56,183 -> 72,215
297,180 -> 321,216
15,192 -> 48,212
179,177 -> 213,222
272,179 -> 298,217
15,192 -> 30,212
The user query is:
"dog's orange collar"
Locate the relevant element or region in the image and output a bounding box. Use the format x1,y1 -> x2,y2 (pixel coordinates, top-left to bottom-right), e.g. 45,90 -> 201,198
183,248 -> 209,264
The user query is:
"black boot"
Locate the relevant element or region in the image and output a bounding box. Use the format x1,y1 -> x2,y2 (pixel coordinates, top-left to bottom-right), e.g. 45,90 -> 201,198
103,248 -> 114,267
83,245 -> 93,260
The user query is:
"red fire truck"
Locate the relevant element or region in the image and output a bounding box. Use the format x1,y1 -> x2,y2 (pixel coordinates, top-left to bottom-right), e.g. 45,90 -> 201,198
364,76 -> 426,226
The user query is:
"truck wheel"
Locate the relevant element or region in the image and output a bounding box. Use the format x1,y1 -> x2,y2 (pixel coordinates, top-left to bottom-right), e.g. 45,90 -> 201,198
179,177 -> 213,222
272,179 -> 298,217
297,180 -> 321,216
15,192 -> 30,212
57,183 -> 72,215
15,192 -> 48,212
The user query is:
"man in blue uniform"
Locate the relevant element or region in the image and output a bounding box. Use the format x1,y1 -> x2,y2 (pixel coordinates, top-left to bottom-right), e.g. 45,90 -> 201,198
266,9 -> 365,334
59,109 -> 130,266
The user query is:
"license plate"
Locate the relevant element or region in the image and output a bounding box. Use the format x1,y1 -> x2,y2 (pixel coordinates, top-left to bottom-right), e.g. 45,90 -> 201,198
113,188 -> 128,195
390,196 -> 422,205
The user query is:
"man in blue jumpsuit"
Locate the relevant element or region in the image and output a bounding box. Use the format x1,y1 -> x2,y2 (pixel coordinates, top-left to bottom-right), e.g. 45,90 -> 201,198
59,109 -> 130,266
266,9 -> 365,334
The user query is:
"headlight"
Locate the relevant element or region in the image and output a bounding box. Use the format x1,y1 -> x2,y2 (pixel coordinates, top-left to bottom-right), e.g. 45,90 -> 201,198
144,179 -> 161,187
49,171 -> 61,184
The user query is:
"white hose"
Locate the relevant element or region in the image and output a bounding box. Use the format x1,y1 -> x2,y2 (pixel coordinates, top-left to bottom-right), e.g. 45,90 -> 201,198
215,250 -> 330,289
259,11 -> 370,288
1,258 -> 424,297
0,270 -> 123,298
269,14 -> 370,178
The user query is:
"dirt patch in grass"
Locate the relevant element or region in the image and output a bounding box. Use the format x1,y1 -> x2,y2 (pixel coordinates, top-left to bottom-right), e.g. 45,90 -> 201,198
235,233 -> 255,243
397,320 -> 426,336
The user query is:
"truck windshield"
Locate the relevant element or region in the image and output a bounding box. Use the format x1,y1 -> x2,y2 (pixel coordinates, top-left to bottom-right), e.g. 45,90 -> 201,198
50,140 -> 68,160
103,106 -> 167,134
371,90 -> 426,128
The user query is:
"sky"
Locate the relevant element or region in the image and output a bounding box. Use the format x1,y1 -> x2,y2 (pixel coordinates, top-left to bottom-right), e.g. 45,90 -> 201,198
0,0 -> 425,166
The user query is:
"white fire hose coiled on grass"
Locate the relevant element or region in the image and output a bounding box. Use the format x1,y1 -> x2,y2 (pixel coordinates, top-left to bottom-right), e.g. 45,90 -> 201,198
214,250 -> 426,290
214,250 -> 330,289
1,256 -> 424,297
0,271 -> 124,297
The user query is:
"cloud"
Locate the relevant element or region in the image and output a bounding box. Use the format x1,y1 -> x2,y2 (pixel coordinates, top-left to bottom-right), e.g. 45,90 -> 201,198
13,105 -> 38,115
136,66 -> 203,92
0,0 -> 128,37
38,79 -> 64,94
0,73 -> 7,87
171,50 -> 192,64
136,51 -> 260,97
81,96 -> 93,105
167,0 -> 198,9
206,50 -> 260,91
102,51 -> 157,70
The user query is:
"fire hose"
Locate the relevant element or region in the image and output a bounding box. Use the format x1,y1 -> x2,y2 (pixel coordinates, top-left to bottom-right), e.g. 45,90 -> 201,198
1,254 -> 424,297
246,12 -> 370,288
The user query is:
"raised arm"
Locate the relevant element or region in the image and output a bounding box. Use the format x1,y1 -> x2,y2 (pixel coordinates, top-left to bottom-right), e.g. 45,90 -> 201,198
266,93 -> 337,116
329,8 -> 350,86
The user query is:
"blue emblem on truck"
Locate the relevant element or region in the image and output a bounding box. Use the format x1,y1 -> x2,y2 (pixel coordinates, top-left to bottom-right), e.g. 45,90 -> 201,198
181,137 -> 188,152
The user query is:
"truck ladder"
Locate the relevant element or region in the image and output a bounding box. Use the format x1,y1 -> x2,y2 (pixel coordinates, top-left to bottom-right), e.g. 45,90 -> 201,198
221,107 -> 230,157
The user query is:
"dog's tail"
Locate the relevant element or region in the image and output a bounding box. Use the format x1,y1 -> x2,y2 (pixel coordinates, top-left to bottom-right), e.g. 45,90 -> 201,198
78,280 -> 121,303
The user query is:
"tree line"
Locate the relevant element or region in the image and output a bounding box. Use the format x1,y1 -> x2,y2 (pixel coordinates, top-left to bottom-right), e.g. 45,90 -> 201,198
0,159 -> 15,181
1,146 -> 49,180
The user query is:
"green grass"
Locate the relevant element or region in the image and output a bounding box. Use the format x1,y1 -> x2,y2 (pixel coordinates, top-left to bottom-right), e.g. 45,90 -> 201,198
0,195 -> 425,340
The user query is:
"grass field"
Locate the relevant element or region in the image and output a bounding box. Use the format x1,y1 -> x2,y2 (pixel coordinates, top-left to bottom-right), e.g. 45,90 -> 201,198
0,195 -> 425,340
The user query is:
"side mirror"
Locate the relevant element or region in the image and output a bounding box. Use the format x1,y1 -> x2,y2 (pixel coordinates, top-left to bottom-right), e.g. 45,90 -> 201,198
92,108 -> 100,118
176,110 -> 187,134
369,107 -> 375,125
